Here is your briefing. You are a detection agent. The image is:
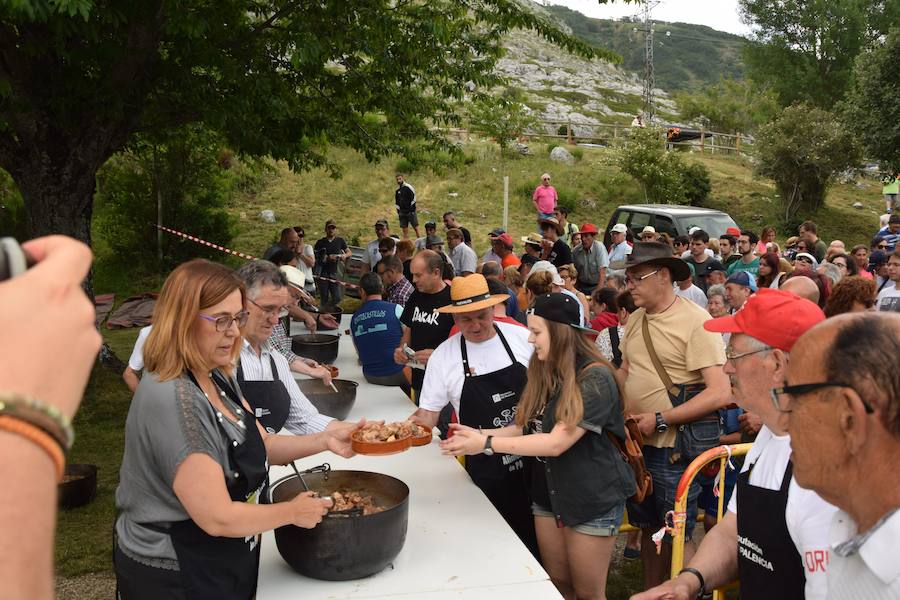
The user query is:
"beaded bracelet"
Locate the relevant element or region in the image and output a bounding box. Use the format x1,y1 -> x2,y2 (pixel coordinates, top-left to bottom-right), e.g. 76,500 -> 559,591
0,415 -> 66,481
0,393 -> 75,452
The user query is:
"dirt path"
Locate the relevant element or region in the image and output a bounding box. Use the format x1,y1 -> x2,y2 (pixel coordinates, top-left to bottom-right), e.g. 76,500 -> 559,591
56,572 -> 116,599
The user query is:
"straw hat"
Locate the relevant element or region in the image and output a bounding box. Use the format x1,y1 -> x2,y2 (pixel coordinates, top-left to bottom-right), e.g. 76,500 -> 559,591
437,274 -> 509,313
538,217 -> 565,236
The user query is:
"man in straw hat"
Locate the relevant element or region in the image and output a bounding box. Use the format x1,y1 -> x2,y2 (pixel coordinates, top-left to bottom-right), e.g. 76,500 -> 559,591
539,216 -> 572,268
610,242 -> 731,589
410,273 -> 538,557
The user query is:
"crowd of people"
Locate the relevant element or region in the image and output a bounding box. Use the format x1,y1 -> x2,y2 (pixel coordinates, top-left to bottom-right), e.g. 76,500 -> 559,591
2,172 -> 898,600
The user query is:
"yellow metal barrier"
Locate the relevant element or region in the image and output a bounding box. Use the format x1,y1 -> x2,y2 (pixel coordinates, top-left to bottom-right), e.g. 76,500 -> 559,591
668,443 -> 752,599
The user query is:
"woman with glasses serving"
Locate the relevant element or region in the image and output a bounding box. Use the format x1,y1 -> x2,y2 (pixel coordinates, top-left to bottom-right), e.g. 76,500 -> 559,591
114,260 -> 356,599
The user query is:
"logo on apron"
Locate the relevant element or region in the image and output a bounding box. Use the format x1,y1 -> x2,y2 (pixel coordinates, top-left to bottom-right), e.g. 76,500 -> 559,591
492,406 -> 517,427
491,390 -> 516,404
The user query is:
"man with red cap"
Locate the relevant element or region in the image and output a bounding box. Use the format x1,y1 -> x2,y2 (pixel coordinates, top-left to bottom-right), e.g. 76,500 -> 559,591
571,223 -> 610,295
633,289 -> 838,600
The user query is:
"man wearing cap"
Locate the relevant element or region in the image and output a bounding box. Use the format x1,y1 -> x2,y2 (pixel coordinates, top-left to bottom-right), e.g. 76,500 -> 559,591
442,211 -> 472,246
611,242 -> 731,588
480,228 -> 506,266
395,173 -> 420,239
633,290 -> 837,600
707,262 -> 728,287
415,221 -> 437,251
725,271 -> 757,312
727,230 -> 761,277
608,224 -> 632,274
639,226 -> 658,242
539,217 -> 573,268
447,228 -> 477,276
572,223 -> 610,295
410,273 -> 537,557
364,219 -> 391,271
314,220 -> 351,307
489,232 -> 521,269
393,250 -> 454,400
521,233 -> 543,261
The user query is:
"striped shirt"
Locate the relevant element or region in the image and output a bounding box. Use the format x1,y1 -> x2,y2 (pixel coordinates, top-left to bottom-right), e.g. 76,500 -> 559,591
238,340 -> 333,435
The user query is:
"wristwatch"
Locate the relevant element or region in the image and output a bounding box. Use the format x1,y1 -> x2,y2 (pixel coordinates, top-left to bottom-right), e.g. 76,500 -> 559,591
655,412 -> 668,434
483,435 -> 495,456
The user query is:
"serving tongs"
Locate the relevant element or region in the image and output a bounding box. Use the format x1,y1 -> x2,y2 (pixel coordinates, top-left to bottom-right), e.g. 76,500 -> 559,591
287,462 -> 362,516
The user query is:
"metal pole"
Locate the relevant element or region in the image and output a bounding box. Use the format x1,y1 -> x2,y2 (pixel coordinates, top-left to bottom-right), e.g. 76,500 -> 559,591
154,145 -> 163,262
503,176 -> 509,232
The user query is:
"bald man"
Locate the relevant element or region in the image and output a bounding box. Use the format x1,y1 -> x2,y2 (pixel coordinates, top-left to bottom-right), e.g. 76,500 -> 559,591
783,312 -> 900,600
780,275 -> 819,305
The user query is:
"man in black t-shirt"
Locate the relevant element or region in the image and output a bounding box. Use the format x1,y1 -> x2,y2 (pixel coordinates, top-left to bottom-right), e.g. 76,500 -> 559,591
393,250 -> 454,400
442,211 -> 472,246
314,219 -> 351,307
683,229 -> 724,294
539,217 -> 572,268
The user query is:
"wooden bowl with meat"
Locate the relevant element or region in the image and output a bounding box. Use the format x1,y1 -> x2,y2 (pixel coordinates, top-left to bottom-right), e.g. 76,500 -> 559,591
350,421 -> 428,455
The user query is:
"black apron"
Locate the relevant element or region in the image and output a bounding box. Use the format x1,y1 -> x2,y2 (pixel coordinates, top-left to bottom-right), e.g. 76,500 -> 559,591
737,459 -> 806,599
457,326 -> 538,558
123,372 -> 269,600
237,353 -> 291,434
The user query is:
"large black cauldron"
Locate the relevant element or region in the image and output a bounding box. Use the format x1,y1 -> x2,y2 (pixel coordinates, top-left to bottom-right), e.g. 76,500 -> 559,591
290,333 -> 339,365
294,378 -> 358,420
269,470 -> 409,580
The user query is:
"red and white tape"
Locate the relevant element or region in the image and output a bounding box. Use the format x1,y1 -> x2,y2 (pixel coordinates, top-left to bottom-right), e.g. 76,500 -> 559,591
153,224 -> 358,289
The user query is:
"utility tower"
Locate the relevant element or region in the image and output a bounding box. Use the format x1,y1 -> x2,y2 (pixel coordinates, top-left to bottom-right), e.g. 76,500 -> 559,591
640,0 -> 659,121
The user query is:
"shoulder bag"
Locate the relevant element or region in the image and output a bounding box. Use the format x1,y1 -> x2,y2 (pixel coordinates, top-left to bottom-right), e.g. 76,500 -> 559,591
640,314 -> 721,463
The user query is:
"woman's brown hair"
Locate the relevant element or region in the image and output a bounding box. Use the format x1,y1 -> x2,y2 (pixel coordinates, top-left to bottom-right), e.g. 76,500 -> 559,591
515,319 -> 618,428
144,259 -> 246,381
824,276 -> 876,318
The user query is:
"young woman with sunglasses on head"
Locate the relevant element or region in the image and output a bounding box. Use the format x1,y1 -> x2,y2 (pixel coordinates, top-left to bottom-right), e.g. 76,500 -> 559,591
441,293 -> 635,600
114,259 -> 357,600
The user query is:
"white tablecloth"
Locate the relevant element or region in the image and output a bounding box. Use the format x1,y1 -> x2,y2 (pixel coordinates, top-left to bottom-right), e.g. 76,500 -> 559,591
255,317 -> 560,599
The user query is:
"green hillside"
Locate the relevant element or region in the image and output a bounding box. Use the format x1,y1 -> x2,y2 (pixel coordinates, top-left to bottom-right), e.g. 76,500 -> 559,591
543,5 -> 746,92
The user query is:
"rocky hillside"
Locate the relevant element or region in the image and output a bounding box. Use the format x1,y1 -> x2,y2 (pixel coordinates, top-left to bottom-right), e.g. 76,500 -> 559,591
493,1 -> 746,132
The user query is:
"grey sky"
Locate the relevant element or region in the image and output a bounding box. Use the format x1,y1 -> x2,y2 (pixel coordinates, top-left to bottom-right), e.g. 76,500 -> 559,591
548,0 -> 751,37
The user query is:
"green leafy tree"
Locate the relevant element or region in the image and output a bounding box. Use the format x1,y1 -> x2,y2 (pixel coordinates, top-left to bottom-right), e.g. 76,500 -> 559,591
739,0 -> 898,108
616,127 -> 688,204
0,0 -> 604,278
840,27 -> 900,175
754,104 -> 860,222
675,78 -> 779,133
467,88 -> 538,156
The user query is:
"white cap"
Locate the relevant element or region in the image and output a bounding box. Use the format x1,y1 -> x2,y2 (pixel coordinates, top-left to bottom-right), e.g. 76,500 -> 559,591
641,225 -> 656,234
527,261 -> 564,286
611,223 -> 628,234
688,226 -> 701,235
278,265 -> 306,290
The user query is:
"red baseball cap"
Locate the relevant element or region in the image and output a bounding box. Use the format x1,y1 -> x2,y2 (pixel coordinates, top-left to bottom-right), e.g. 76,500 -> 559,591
725,227 -> 741,237
490,232 -> 514,248
579,223 -> 599,235
704,288 -> 824,352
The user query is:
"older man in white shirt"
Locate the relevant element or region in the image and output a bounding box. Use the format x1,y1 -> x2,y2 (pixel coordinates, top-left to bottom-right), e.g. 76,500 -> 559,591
784,312 -> 900,600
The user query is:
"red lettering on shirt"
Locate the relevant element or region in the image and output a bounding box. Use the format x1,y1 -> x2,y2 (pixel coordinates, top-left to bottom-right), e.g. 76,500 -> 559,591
804,549 -> 829,572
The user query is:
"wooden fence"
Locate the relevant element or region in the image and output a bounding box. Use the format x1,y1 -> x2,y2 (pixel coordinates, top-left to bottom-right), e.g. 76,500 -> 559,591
440,121 -> 752,156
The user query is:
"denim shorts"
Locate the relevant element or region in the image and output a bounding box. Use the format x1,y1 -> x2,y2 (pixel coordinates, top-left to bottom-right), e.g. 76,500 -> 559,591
537,211 -> 556,220
532,501 -> 626,537
625,446 -> 702,541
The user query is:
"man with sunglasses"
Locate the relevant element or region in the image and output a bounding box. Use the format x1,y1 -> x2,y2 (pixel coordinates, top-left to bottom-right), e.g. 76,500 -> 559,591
634,289 -> 836,600
782,312 -> 900,600
235,261 -> 345,435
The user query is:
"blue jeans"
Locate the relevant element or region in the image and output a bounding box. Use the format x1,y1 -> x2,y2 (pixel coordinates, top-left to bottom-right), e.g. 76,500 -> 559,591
626,446 -> 702,541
